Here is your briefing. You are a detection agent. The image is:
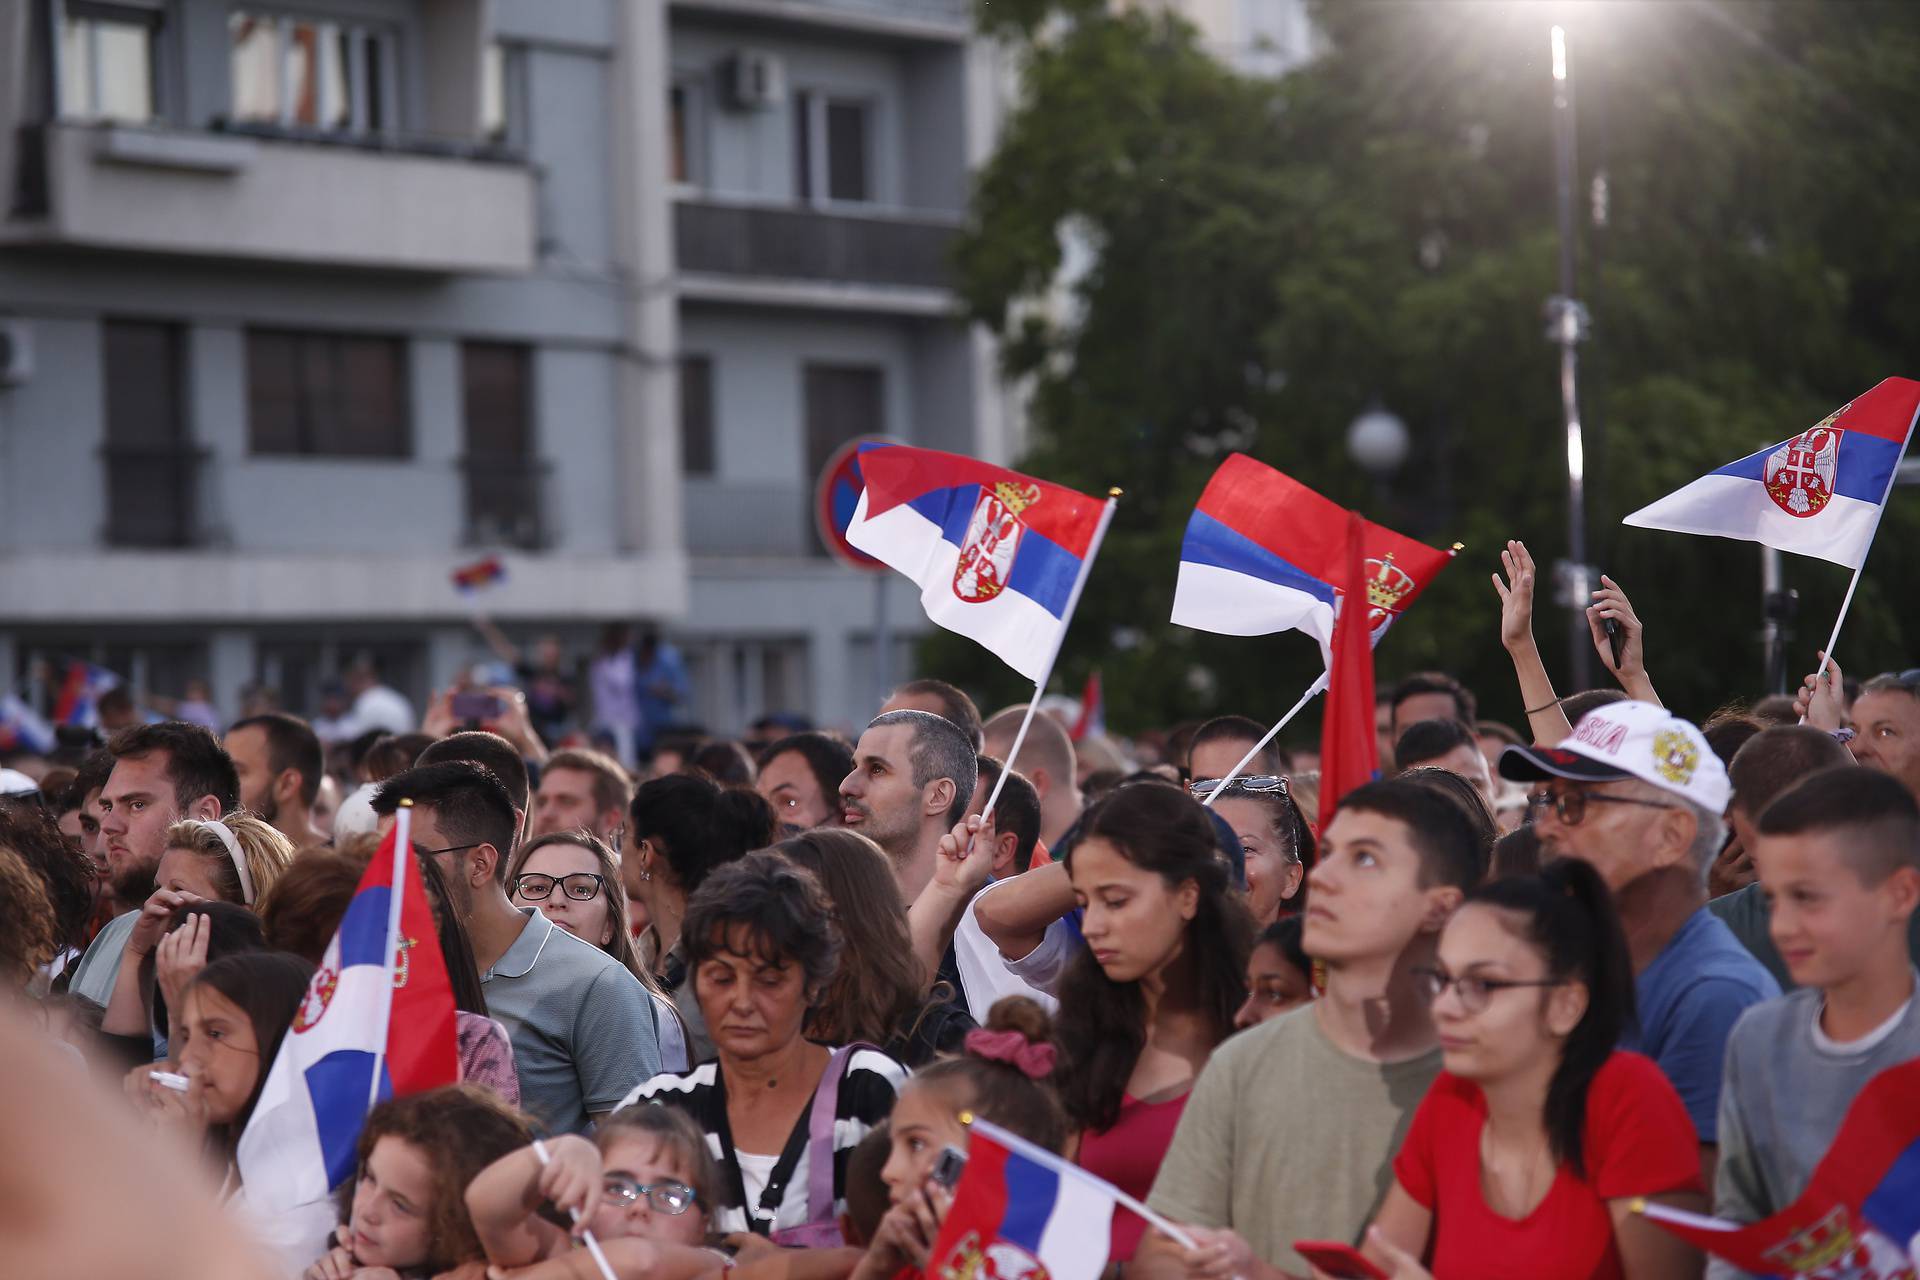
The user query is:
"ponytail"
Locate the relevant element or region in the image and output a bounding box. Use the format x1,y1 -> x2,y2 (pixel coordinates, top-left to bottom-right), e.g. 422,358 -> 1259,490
1465,857 -> 1635,1178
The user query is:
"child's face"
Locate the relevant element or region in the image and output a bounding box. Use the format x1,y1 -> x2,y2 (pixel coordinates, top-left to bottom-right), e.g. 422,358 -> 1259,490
591,1135 -> 709,1246
1757,829 -> 1918,990
348,1136 -> 435,1271
1234,941 -> 1312,1028
880,1083 -> 970,1205
173,986 -> 259,1126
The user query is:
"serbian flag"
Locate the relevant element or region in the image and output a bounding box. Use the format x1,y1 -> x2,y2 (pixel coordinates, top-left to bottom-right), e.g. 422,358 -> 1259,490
0,694 -> 56,755
1173,454 -> 1456,662
929,1118 -> 1118,1280
1070,671 -> 1105,742
236,808 -> 459,1213
1317,512 -> 1381,832
847,444 -> 1114,684
1638,1056 -> 1920,1277
451,555 -> 506,593
53,661 -> 120,728
1624,377 -> 1920,569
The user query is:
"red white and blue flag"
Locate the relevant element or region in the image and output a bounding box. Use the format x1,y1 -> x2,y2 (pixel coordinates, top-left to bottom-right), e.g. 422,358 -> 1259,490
1624,377 -> 1920,569
846,444 -> 1114,684
1070,671 -> 1105,742
1640,1055 -> 1920,1278
53,661 -> 120,728
236,809 -> 458,1213
451,555 -> 507,593
929,1118 -> 1118,1280
1172,454 -> 1456,662
0,694 -> 56,755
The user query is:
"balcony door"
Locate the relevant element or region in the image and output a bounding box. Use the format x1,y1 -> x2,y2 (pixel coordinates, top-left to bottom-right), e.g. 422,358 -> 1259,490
461,342 -> 542,548
102,320 -> 197,547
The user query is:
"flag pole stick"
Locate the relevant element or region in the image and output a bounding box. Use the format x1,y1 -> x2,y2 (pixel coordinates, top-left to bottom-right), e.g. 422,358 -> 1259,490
1802,407 -> 1918,717
978,491 -> 1121,822
365,803 -> 410,1115
1199,671 -> 1330,807
531,1138 -> 621,1280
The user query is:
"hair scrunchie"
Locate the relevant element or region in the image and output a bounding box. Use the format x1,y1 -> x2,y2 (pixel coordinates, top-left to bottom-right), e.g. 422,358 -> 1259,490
192,819 -> 255,906
963,1028 -> 1056,1080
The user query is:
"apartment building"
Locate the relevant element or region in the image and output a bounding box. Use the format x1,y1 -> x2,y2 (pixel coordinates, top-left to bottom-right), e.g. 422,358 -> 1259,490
0,0 -> 1005,734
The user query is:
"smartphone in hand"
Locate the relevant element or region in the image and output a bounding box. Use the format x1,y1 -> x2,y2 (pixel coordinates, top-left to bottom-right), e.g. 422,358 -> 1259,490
1293,1240 -> 1388,1280
929,1145 -> 967,1190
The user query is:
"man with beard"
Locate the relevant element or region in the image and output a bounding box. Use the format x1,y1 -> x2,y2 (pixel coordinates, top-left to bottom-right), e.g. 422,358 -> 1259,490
225,713 -> 327,849
839,710 -> 976,900
64,722 -> 238,1007
1498,700 -> 1777,1185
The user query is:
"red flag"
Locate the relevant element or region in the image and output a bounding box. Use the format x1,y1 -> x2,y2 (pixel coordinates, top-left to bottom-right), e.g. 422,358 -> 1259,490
1070,671 -> 1104,742
1317,512 -> 1380,833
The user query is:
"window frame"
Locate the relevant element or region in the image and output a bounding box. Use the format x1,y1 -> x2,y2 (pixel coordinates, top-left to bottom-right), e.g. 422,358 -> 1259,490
56,0 -> 166,125
225,7 -> 399,137
244,328 -> 413,460
792,87 -> 875,207
668,74 -> 709,190
679,353 -> 716,477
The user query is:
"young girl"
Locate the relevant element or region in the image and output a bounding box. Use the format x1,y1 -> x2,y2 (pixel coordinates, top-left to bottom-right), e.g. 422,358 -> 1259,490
465,1105 -> 730,1279
124,950 -> 334,1274
851,997 -> 1071,1280
1055,783 -> 1252,1264
1233,916 -> 1312,1030
1363,858 -> 1706,1279
304,1084 -> 533,1280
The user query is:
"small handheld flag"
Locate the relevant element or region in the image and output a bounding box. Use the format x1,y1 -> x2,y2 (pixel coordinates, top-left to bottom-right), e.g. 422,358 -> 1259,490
1173,453 -> 1455,662
451,556 -> 507,593
1317,514 -> 1381,832
1623,377 -> 1920,570
0,694 -> 56,755
1637,1055 -> 1920,1277
1069,672 -> 1105,743
52,661 -> 121,728
236,808 -> 459,1214
847,443 -> 1114,686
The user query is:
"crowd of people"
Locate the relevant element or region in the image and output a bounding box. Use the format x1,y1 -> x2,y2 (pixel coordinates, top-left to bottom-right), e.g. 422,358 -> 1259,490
2,538 -> 1917,1280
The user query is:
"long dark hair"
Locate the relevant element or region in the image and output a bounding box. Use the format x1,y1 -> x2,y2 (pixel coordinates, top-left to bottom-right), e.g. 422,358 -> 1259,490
629,773 -> 777,896
1465,857 -> 1635,1179
1054,784 -> 1252,1133
184,950 -> 316,1162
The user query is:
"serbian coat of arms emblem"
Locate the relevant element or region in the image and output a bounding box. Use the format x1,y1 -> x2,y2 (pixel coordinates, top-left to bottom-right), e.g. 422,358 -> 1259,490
1764,420 -> 1842,518
954,482 -> 1040,604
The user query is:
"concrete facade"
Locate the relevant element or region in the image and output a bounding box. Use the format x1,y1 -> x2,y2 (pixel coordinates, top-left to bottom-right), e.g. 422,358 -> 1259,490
0,0 -> 1004,736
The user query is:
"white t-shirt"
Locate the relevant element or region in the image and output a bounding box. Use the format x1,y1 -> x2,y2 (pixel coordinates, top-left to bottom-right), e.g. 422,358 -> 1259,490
951,882 -> 1066,1021
737,1150 -> 780,1222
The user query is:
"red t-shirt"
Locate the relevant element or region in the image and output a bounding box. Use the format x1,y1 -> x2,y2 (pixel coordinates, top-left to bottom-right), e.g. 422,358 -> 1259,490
1393,1052 -> 1701,1280
1077,1091 -> 1190,1261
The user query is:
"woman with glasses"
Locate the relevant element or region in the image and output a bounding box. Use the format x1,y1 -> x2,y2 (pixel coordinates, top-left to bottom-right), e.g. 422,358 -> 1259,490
510,830 -> 692,1072
304,1084 -> 533,1280
1359,859 -> 1706,1280
1057,783 -> 1253,1264
1190,774 -> 1313,925
467,1102 -> 732,1274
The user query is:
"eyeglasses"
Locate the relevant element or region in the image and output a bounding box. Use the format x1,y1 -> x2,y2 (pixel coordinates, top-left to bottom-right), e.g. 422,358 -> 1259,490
1413,966 -> 1565,1014
1526,789 -> 1673,827
1189,775 -> 1291,802
512,872 -> 606,902
414,841 -> 480,860
601,1175 -> 698,1215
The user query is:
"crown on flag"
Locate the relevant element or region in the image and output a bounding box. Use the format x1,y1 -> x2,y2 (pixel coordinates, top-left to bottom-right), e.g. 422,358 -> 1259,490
992,480 -> 1042,516
1366,552 -> 1416,612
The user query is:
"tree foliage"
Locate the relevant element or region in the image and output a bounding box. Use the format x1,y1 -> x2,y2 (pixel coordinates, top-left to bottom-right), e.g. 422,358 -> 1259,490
927,0 -> 1920,736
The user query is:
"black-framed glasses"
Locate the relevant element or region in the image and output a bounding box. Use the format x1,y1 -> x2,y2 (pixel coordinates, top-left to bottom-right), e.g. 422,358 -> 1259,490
1526,789 -> 1673,827
1413,965 -> 1565,1015
1189,775 -> 1291,803
601,1175 -> 697,1215
512,872 -> 606,902
414,841 -> 480,860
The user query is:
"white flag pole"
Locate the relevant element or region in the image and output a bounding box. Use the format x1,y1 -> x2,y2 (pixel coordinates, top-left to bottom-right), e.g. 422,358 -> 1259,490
1803,405 -> 1918,713
531,1138 -> 621,1280
978,491 -> 1120,822
1198,671 -> 1330,807
364,803 -> 410,1116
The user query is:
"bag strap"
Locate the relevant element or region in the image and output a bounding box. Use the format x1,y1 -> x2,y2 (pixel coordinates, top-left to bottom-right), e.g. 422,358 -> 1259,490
803,1042 -> 875,1223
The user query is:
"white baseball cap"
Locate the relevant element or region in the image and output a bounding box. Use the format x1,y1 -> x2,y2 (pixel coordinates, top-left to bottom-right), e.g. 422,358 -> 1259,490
1497,700 -> 1730,814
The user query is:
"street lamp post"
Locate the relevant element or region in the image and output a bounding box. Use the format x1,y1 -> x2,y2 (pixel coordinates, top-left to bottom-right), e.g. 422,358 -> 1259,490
1547,24 -> 1594,692
1348,402 -> 1411,510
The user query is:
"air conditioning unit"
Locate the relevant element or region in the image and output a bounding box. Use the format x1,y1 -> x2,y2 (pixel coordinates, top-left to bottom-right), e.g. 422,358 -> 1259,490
723,50 -> 786,112
0,320 -> 30,388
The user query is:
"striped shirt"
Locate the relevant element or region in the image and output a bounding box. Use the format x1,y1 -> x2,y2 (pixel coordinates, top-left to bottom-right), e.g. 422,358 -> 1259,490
615,1045 -> 906,1236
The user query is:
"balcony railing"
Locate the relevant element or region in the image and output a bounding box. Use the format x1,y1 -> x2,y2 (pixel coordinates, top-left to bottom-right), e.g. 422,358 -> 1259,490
102,444 -> 208,549
675,199 -> 959,291
461,457 -> 552,551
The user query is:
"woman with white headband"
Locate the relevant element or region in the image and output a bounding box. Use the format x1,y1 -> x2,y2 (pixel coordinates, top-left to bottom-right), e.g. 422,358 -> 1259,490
100,814 -> 296,1050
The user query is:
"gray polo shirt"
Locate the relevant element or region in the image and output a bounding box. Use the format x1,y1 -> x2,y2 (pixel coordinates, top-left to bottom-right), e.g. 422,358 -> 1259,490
481,907 -> 661,1135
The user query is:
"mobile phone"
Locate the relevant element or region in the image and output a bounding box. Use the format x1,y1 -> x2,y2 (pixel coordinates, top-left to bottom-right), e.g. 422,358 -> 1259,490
1293,1241 -> 1388,1280
929,1145 -> 967,1190
451,691 -> 504,724
1603,616 -> 1626,668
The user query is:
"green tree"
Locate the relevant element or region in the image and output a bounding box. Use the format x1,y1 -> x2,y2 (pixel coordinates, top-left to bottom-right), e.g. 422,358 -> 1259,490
925,0 -> 1920,736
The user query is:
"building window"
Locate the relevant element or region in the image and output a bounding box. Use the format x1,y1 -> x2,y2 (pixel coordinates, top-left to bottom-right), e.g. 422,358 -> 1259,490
804,363 -> 882,554
461,342 -> 545,549
680,355 -> 715,476
481,41 -> 524,145
794,91 -> 872,204
102,320 -> 200,547
228,10 -> 391,133
668,79 -> 706,185
59,2 -> 162,123
246,330 -> 410,457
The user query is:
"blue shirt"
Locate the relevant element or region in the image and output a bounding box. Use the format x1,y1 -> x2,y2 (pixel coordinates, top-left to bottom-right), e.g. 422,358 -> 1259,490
1622,907 -> 1780,1143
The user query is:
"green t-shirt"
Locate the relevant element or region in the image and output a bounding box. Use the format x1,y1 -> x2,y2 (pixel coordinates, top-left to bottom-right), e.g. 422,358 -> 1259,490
1148,1004 -> 1441,1276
